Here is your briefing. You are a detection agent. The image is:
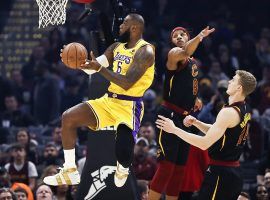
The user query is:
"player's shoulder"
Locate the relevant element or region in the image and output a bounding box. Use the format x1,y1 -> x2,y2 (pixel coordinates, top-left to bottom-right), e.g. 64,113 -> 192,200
168,47 -> 183,58
111,42 -> 121,50
217,107 -> 241,123
219,107 -> 239,116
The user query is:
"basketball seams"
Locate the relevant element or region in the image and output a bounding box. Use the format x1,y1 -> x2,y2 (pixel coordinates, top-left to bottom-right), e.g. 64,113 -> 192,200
62,42 -> 87,69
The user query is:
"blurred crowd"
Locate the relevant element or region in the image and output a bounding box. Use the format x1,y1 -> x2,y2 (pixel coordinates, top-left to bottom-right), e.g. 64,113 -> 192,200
1,0 -> 270,199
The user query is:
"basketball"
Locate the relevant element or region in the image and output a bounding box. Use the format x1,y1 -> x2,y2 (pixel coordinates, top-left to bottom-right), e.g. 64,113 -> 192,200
61,42 -> 88,69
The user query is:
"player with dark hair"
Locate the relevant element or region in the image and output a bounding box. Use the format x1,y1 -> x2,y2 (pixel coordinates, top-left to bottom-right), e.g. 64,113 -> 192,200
149,26 -> 214,200
43,13 -> 155,187
156,70 -> 257,199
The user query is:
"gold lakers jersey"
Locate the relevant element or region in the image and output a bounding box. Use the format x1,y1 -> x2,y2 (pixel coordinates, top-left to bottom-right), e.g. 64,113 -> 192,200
108,39 -> 155,97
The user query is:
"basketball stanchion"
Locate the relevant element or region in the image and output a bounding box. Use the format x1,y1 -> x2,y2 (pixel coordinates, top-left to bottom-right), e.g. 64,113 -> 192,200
76,129 -> 138,200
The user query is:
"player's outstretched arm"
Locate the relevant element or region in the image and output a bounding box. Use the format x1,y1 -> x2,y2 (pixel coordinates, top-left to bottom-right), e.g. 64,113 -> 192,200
167,26 -> 215,67
183,26 -> 215,56
156,107 -> 239,150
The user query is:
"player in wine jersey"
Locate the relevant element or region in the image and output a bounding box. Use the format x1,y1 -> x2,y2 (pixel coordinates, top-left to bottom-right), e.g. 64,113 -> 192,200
149,26 -> 214,200
156,70 -> 257,200
43,13 -> 155,188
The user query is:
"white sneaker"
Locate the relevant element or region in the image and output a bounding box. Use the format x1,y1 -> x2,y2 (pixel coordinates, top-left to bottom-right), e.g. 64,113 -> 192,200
43,167 -> 80,186
114,161 -> 129,187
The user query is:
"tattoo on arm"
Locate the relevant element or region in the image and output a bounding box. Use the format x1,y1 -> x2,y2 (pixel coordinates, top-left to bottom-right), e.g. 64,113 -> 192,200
99,45 -> 154,90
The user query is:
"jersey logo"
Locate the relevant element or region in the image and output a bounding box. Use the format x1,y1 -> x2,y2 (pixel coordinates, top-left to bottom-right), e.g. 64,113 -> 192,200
84,166 -> 116,200
114,52 -> 132,64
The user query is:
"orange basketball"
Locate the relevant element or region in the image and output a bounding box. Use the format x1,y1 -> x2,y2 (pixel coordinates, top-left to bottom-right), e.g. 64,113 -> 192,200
61,42 -> 88,69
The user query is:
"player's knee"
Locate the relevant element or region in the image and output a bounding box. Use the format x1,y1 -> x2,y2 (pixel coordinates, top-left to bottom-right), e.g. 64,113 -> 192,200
62,108 -> 76,126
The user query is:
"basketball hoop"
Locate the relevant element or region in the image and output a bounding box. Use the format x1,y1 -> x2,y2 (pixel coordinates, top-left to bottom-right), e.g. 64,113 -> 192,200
35,0 -> 68,28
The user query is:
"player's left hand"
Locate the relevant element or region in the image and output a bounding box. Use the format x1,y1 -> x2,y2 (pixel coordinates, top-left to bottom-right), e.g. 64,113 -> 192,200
156,115 -> 177,134
200,26 -> 215,38
194,98 -> 203,112
81,51 -> 101,71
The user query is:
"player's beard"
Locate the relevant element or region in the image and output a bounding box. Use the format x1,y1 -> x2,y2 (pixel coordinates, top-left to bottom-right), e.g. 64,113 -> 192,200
118,29 -> 131,43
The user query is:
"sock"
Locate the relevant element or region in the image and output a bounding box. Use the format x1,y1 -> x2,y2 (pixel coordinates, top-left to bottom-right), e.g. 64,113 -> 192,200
63,149 -> 76,168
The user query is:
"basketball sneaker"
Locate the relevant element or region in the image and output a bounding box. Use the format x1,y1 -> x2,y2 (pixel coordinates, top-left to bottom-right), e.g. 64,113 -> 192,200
114,161 -> 129,187
43,167 -> 80,186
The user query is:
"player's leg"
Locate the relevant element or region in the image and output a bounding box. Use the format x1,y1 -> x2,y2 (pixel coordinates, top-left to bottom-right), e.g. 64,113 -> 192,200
61,103 -> 97,149
165,165 -> 186,200
112,99 -> 143,187
114,123 -> 135,187
149,160 -> 175,200
43,102 -> 97,186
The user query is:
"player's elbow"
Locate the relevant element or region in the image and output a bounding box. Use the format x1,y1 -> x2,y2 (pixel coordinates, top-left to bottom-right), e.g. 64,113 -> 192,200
122,81 -> 135,90
200,145 -> 208,151
200,142 -> 211,150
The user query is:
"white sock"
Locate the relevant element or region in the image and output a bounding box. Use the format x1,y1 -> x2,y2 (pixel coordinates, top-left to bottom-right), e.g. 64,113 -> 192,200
63,149 -> 76,168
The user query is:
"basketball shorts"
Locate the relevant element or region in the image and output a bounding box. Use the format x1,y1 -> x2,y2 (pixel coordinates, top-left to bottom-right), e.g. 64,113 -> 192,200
198,165 -> 243,200
156,105 -> 190,165
86,93 -> 144,139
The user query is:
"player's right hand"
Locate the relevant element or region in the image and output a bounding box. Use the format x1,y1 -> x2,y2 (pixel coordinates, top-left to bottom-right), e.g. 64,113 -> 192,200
183,115 -> 197,127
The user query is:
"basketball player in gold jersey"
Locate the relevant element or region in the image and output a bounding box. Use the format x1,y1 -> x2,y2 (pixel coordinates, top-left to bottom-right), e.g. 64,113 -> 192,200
43,13 -> 155,187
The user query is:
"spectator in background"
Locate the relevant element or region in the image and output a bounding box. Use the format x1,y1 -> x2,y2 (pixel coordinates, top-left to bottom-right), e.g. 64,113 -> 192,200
10,69 -> 31,108
48,28 -> 64,64
257,150 -> 270,184
14,187 -> 27,200
133,137 -> 157,181
21,46 -> 46,89
0,95 -> 35,127
252,66 -> 270,114
5,144 -> 38,191
218,44 -> 236,78
11,183 -> 34,200
37,165 -> 58,186
0,167 -> 11,188
33,60 -> 61,125
54,185 -> 71,200
256,38 -> 270,65
138,122 -> 157,157
0,188 -> 17,200
50,126 -> 62,151
37,143 -> 62,175
142,89 -> 158,124
256,184 -> 268,200
207,61 -> 229,89
264,172 -> 270,194
137,180 -> 149,200
15,129 -> 38,164
237,191 -> 250,200
61,77 -> 83,113
0,76 -> 13,112
35,185 -> 53,200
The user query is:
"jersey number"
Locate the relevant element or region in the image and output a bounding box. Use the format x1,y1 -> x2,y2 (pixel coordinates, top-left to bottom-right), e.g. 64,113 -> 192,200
116,61 -> 122,73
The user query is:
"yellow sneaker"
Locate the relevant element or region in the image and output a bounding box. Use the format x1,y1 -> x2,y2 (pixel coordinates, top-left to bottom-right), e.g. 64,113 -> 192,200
114,162 -> 129,187
43,167 -> 80,186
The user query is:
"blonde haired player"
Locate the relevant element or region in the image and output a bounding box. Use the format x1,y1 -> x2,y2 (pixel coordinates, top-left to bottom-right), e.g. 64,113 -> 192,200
156,70 -> 257,199
43,13 -> 155,187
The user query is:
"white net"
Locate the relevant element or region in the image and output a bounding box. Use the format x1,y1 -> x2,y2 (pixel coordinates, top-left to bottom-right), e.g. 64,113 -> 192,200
36,0 -> 68,28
